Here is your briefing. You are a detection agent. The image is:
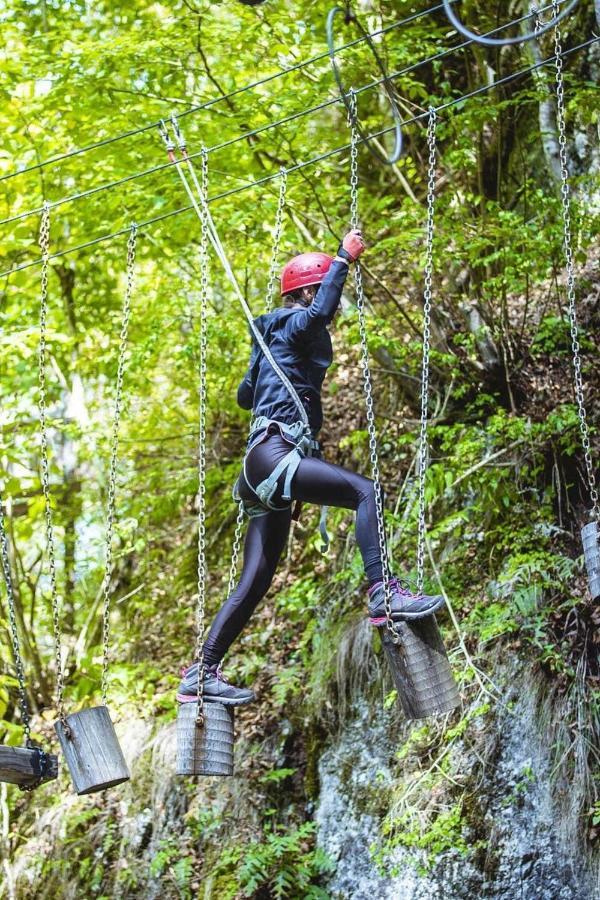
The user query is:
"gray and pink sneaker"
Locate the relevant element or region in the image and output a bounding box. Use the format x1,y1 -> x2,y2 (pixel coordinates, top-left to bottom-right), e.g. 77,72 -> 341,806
368,577 -> 445,624
177,663 -> 255,706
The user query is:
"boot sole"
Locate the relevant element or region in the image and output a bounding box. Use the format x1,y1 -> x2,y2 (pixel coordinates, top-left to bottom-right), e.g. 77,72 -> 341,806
176,692 -> 255,707
368,599 -> 446,624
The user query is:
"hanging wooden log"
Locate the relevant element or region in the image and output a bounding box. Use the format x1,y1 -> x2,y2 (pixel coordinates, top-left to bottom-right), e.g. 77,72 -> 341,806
176,701 -> 234,776
582,521 -> 600,601
381,615 -> 459,719
54,705 -> 130,795
0,744 -> 58,788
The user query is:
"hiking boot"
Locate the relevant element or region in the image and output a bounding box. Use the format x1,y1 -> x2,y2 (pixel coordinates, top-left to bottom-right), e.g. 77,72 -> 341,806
368,577 -> 445,624
176,663 -> 255,706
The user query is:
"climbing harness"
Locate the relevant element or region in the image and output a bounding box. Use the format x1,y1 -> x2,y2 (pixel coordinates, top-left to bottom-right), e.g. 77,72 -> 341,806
241,418 -> 320,513
327,5 -> 403,165
443,0 -> 580,47
549,4 -> 600,599
347,91 -> 396,643
0,493 -> 58,790
38,205 -> 131,794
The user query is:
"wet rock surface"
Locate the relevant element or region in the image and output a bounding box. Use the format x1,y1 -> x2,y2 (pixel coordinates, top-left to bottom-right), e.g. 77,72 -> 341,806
315,673 -> 597,900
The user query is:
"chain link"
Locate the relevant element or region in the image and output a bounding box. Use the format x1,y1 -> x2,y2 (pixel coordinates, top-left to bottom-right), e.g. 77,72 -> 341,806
194,148 -> 210,722
37,202 -> 69,729
348,91 -> 398,643
265,168 -> 288,313
226,501 -> 246,600
100,224 -> 137,705
0,494 -> 32,743
222,169 -> 287,612
552,4 -> 599,518
416,108 -> 437,593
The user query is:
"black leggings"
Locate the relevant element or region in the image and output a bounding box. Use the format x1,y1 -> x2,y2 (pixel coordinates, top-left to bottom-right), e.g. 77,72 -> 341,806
202,433 -> 382,666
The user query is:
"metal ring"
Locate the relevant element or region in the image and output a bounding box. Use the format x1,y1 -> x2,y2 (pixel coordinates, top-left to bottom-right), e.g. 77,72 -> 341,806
443,0 -> 580,47
326,5 -> 403,166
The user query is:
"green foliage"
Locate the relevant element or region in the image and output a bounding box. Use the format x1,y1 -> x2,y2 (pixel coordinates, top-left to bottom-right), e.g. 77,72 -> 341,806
213,822 -> 333,900
379,801 -> 472,876
1,0 -> 599,895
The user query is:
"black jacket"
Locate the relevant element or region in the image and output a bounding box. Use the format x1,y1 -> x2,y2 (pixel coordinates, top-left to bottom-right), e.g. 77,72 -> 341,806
237,259 -> 349,436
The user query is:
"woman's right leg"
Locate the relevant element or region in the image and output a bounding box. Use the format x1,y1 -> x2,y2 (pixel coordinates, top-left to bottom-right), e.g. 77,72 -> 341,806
243,435 -> 445,623
245,435 -> 383,585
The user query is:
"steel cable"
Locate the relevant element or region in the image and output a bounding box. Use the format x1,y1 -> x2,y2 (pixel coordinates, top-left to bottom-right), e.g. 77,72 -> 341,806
0,35 -> 595,280
0,0 -> 570,230
0,1 -> 455,186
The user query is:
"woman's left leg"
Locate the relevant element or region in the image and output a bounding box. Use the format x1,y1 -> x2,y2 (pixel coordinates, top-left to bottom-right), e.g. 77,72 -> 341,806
202,506 -> 292,665
177,506 -> 291,704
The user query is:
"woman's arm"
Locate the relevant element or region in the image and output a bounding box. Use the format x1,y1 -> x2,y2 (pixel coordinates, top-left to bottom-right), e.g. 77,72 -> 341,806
237,373 -> 254,409
283,230 -> 365,341
237,321 -> 265,410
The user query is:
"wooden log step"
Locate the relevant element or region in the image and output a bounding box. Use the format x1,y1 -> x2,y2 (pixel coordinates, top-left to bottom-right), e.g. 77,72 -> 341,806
582,521 -> 600,600
176,701 -> 234,777
55,705 -> 130,795
381,615 -> 460,719
0,744 -> 58,788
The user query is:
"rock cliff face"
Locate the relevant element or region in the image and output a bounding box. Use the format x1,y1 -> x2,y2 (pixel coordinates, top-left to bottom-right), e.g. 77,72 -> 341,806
315,655 -> 597,900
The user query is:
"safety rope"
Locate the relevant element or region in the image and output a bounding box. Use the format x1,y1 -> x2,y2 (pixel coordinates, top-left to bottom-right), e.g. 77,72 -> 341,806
347,90 -> 398,643
416,108 -> 437,595
159,117 -> 309,427
100,224 -> 137,705
551,3 -> 599,520
37,202 -> 69,732
0,494 -> 32,745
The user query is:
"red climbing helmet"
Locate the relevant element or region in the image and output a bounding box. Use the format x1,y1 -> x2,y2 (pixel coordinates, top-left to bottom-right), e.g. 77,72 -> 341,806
280,252 -> 333,295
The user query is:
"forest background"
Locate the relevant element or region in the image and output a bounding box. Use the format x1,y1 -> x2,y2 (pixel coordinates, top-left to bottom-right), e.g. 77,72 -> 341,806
0,0 -> 599,897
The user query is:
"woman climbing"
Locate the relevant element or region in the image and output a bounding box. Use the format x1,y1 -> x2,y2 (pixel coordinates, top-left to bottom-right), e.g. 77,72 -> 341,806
177,230 -> 445,705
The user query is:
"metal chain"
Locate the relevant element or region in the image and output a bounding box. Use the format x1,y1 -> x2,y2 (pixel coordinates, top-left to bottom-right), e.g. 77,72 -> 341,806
265,168 -> 288,313
552,4 -> 599,519
226,501 -> 246,600
220,170 -> 287,615
100,224 -> 137,705
348,91 -> 398,643
530,3 -> 543,33
194,148 -> 210,722
37,202 -> 69,729
416,108 -> 437,594
0,494 -> 32,744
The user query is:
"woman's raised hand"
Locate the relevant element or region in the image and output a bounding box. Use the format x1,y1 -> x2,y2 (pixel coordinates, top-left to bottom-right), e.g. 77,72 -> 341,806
339,229 -> 366,262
